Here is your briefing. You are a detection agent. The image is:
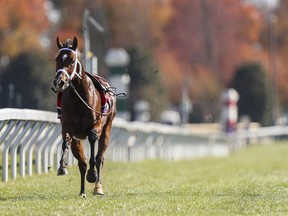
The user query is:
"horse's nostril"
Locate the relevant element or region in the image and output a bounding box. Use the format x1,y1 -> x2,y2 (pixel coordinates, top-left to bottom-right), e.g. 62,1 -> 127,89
59,80 -> 65,86
54,78 -> 65,89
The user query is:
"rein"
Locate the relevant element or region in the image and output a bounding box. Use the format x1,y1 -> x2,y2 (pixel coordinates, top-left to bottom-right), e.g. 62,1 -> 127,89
69,79 -> 126,117
69,81 -> 112,116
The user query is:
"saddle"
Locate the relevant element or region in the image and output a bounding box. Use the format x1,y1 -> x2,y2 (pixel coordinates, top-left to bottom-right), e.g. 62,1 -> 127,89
85,72 -> 115,114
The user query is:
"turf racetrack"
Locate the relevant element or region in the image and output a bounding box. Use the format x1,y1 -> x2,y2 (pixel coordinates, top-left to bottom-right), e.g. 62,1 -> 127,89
1,141 -> 288,215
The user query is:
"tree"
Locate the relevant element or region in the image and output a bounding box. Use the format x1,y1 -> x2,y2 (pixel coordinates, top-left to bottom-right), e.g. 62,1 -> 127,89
0,1 -> 54,111
0,50 -> 55,110
164,0 -> 265,82
264,0 -> 288,112
0,0 -> 50,58
230,62 -> 271,125
103,0 -> 172,48
127,47 -> 168,121
155,0 -> 271,122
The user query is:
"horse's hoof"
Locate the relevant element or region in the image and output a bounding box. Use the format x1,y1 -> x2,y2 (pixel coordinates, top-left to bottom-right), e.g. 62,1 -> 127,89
79,193 -> 86,198
57,166 -> 68,176
93,183 -> 104,195
86,170 -> 97,183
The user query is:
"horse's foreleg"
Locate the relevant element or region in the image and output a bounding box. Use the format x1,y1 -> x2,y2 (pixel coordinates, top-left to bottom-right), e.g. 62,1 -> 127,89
57,136 -> 71,176
86,129 -> 98,183
71,139 -> 87,198
94,120 -> 113,195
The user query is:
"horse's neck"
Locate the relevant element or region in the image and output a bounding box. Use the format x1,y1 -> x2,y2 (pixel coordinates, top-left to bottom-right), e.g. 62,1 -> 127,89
73,69 -> 89,92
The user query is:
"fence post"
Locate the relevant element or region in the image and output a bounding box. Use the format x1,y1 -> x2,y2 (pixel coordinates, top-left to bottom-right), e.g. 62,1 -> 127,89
2,120 -> 22,182
11,121 -> 32,180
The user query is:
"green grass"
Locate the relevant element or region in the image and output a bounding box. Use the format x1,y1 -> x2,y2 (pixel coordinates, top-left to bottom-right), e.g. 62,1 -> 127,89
2,142 -> 288,215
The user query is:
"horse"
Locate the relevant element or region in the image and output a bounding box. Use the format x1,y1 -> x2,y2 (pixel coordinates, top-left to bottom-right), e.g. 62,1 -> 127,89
52,36 -> 116,198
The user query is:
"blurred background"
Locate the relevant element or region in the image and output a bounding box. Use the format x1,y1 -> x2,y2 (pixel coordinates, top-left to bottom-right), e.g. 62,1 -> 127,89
0,0 -> 286,127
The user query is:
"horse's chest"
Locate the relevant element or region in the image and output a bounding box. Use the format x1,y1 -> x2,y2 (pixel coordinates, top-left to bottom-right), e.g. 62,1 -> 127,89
69,111 -> 94,126
61,88 -> 103,137
62,103 -> 93,124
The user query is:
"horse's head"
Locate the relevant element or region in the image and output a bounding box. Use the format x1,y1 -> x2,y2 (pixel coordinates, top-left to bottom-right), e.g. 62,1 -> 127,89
53,36 -> 82,92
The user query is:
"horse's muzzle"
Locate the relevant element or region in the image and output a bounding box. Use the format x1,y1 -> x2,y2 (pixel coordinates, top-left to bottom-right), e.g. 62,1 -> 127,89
53,73 -> 69,92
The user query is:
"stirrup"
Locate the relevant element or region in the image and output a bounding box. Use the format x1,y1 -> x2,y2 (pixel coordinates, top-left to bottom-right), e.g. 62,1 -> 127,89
57,108 -> 62,119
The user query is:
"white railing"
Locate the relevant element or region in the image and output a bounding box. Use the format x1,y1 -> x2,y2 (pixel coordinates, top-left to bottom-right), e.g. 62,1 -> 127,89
0,109 -> 64,182
109,118 -> 229,162
2,108 -> 286,182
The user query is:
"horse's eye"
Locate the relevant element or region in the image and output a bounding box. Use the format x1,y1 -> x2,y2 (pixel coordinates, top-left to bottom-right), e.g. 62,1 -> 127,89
55,56 -> 60,62
68,58 -> 75,65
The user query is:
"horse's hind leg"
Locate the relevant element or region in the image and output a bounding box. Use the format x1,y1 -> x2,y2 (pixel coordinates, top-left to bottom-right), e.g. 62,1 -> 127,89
71,139 -> 87,198
94,118 -> 113,195
94,155 -> 104,195
86,129 -> 98,183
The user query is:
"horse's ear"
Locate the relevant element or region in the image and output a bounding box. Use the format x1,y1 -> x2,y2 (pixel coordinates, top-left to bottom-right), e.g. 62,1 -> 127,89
72,36 -> 78,50
56,36 -> 63,49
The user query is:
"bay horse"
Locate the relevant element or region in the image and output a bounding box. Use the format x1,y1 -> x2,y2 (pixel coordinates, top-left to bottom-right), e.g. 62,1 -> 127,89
52,36 -> 116,198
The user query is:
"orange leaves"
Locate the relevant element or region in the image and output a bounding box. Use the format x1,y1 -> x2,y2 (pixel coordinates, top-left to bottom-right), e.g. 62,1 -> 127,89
1,0 -> 49,33
0,0 -> 50,57
104,0 -> 173,47
149,0 -> 173,42
154,45 -> 183,103
164,0 -> 264,85
240,3 -> 263,43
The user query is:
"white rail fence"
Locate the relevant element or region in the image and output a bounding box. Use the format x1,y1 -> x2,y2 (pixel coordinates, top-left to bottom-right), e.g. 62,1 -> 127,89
0,108 -> 286,182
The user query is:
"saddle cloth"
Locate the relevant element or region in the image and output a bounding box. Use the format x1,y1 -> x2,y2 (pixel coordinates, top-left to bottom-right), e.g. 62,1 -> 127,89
85,72 -> 113,114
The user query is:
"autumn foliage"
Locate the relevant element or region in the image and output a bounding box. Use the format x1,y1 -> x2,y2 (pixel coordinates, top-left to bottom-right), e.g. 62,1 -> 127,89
1,0 -> 288,123
0,0 -> 49,57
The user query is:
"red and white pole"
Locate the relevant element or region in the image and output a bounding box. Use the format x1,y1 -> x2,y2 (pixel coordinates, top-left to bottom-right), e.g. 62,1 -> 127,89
220,88 -> 239,133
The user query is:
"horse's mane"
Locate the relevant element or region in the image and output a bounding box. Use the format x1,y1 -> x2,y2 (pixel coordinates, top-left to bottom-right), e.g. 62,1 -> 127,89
63,39 -> 81,57
64,39 -> 73,48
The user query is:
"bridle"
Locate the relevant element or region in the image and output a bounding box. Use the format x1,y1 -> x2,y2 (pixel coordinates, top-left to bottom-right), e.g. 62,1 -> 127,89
56,48 -> 82,82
